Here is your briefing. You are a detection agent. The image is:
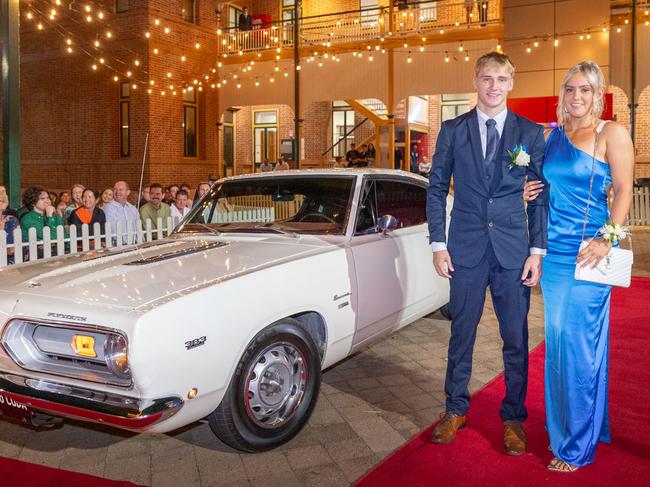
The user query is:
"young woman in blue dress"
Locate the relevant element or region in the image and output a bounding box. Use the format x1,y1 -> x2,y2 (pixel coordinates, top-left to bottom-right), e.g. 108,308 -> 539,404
525,60 -> 634,472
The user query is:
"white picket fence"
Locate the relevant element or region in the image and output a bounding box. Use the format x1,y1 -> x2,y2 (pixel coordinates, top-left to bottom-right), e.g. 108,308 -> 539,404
628,186 -> 650,226
0,207 -> 275,268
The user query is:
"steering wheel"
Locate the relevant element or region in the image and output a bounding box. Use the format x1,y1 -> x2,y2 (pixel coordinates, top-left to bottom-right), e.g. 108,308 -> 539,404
298,212 -> 336,224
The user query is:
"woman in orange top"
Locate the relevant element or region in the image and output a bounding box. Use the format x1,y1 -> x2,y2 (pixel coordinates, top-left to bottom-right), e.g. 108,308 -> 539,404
68,189 -> 106,238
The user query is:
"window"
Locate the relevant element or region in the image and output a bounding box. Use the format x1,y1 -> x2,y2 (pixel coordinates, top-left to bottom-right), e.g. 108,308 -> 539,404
182,0 -> 196,23
419,1 -> 438,22
360,0 -> 380,28
355,179 -> 427,234
115,0 -> 129,13
119,82 -> 130,157
441,93 -> 471,122
228,6 -> 243,30
281,1 -> 301,44
252,110 -> 278,167
408,96 -> 429,125
183,89 -> 198,157
332,101 -> 355,158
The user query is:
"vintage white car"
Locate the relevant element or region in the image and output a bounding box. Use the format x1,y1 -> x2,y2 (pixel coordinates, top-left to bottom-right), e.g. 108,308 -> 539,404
0,169 -> 450,452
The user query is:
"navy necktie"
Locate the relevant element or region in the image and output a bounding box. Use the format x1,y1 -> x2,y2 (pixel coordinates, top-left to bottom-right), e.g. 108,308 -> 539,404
485,118 -> 499,179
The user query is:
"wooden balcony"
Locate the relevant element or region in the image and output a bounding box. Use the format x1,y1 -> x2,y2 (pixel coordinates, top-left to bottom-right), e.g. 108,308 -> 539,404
217,1 -> 503,62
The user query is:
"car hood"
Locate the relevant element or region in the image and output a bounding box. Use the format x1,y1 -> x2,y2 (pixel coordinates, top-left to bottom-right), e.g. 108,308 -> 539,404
0,234 -> 333,310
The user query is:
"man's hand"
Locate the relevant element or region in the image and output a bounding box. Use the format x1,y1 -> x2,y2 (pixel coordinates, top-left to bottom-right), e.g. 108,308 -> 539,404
433,250 -> 455,279
521,254 -> 542,287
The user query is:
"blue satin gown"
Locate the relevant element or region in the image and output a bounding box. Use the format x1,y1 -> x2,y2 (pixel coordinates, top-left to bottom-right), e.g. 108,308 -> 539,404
541,127 -> 612,467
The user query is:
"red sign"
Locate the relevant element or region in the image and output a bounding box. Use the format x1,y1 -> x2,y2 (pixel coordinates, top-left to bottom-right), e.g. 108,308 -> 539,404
508,93 -> 613,124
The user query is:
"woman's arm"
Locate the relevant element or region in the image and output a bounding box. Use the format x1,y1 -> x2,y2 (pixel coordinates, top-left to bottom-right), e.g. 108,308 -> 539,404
605,122 -> 635,226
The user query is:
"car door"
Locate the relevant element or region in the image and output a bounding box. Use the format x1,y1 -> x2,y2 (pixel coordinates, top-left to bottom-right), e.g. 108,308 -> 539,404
348,177 -> 409,349
349,176 -> 447,350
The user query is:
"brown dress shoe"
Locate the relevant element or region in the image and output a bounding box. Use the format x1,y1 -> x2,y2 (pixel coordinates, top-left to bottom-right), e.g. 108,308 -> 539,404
503,420 -> 527,455
431,412 -> 466,444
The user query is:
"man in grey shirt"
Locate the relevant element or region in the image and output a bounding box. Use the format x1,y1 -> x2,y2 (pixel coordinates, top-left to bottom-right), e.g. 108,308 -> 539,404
103,180 -> 140,244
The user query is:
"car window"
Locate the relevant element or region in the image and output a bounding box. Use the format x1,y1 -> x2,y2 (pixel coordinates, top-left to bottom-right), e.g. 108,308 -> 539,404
375,179 -> 427,229
178,176 -> 355,236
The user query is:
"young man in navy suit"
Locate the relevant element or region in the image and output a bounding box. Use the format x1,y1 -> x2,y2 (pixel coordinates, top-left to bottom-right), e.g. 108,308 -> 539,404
426,52 -> 548,455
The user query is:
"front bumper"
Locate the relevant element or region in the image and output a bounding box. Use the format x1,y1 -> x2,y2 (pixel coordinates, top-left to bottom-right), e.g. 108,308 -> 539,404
0,372 -> 183,431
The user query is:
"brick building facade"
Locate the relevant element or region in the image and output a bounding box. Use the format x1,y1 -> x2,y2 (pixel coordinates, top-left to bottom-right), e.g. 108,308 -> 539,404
2,1 -> 650,195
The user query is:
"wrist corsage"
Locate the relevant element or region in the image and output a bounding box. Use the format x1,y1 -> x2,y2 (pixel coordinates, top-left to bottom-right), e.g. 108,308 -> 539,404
598,220 -> 630,244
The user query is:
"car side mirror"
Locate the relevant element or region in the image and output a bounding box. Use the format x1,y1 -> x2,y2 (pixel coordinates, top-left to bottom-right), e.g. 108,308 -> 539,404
377,214 -> 398,236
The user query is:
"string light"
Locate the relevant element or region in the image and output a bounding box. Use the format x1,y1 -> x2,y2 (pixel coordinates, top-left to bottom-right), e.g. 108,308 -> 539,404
407,52 -> 412,63
154,19 -> 160,26
464,54 -> 470,62
145,32 -> 150,38
94,40 -> 100,47
164,27 -> 170,34
554,38 -> 559,47
444,52 -> 450,63
106,31 -> 112,38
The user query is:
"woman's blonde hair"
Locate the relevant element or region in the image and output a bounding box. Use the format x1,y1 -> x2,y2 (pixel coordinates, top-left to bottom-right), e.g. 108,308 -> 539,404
557,60 -> 606,125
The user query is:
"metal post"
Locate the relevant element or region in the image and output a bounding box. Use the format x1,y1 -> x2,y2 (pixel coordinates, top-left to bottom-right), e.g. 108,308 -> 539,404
630,0 -> 637,144
292,1 -> 300,168
2,0 -> 21,208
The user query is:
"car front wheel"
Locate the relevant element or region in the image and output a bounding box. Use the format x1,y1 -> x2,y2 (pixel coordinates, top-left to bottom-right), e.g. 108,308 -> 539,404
207,320 -> 321,452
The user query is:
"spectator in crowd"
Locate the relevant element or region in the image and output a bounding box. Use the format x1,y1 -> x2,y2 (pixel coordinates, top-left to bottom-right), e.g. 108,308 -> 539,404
64,184 -> 85,224
260,159 -> 273,172
138,185 -> 151,208
394,141 -> 403,170
479,1 -> 489,25
192,182 -> 211,207
239,6 -> 253,31
418,156 -> 432,176
48,191 -> 58,207
353,144 -> 370,167
164,184 -> 179,205
104,180 -> 140,243
99,188 -> 114,209
345,143 -> 361,166
139,183 -> 171,231
274,157 -> 290,171
409,141 -> 420,173
366,142 -> 377,165
180,183 -> 193,207
171,189 -> 191,221
68,189 -> 106,238
20,186 -> 65,242
1,187 -> 19,264
56,191 -> 70,219
334,156 -> 348,168
465,0 -> 474,24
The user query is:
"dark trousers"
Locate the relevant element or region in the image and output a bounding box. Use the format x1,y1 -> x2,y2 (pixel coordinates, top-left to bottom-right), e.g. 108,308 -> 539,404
444,242 -> 530,421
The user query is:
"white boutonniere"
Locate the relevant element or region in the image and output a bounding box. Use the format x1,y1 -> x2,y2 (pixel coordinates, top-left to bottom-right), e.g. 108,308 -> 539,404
507,145 -> 530,170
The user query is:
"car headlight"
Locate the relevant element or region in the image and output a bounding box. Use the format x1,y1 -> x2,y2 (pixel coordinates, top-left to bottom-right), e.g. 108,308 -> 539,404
1,318 -> 132,386
105,334 -> 130,379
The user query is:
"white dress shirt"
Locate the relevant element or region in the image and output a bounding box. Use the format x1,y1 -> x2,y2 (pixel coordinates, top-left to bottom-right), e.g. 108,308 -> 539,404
431,107 -> 545,256
171,204 -> 190,222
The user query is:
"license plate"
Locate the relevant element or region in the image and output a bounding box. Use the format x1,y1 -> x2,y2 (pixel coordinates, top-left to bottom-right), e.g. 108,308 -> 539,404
0,392 -> 34,423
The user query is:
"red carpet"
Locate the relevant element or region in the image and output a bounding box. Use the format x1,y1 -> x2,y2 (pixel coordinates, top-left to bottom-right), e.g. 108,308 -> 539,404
356,277 -> 650,487
0,456 -> 144,486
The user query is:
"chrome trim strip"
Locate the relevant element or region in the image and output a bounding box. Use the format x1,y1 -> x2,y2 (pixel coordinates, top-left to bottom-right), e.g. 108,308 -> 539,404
0,373 -> 183,431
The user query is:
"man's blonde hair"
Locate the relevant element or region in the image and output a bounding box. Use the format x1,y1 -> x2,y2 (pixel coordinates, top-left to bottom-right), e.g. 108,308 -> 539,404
556,60 -> 606,126
474,51 -> 515,78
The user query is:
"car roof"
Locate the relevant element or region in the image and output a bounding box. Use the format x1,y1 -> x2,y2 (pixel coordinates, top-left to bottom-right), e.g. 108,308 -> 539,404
218,168 -> 428,183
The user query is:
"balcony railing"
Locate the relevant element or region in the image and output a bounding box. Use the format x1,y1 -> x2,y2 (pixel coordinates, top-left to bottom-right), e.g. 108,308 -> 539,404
217,1 -> 502,57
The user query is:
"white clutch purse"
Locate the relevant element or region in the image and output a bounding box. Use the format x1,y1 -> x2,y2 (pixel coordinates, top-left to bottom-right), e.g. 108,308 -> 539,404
574,240 -> 633,288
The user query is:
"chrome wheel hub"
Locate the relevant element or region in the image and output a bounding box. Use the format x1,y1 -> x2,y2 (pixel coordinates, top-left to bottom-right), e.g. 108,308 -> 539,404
245,342 -> 307,428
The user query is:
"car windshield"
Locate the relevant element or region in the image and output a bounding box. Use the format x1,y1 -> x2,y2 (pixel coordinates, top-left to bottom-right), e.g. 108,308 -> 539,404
175,175 -> 356,236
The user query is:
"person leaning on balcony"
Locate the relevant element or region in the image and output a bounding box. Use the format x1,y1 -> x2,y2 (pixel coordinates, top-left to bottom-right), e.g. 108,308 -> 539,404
139,183 -> 171,231
20,186 -> 66,243
464,0 -> 474,24
479,1 -> 489,26
68,189 -> 106,238
239,6 -> 253,31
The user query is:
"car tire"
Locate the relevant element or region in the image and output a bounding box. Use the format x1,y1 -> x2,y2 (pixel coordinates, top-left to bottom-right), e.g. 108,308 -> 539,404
439,303 -> 452,320
207,319 -> 321,452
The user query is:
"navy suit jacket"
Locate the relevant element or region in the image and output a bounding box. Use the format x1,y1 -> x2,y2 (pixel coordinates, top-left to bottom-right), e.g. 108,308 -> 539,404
426,108 -> 548,270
